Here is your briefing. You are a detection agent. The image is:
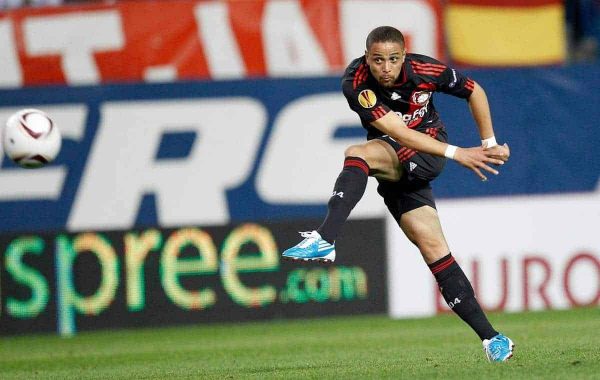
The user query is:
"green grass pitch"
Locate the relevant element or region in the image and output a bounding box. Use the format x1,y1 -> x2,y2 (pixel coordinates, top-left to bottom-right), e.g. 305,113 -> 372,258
1,307 -> 598,379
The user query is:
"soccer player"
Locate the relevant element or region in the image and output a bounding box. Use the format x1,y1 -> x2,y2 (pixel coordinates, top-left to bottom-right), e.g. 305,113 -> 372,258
282,26 -> 514,362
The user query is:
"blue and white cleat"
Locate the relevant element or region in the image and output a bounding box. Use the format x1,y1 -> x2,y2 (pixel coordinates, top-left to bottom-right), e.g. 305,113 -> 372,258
483,334 -> 514,362
282,231 -> 336,263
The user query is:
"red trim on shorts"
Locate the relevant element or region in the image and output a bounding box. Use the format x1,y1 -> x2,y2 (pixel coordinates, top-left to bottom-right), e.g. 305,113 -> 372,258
397,127 -> 439,163
401,151 -> 418,162
398,148 -> 416,162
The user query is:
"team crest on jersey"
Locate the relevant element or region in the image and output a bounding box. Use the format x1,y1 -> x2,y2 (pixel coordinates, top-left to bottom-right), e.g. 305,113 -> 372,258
412,91 -> 431,105
358,89 -> 377,108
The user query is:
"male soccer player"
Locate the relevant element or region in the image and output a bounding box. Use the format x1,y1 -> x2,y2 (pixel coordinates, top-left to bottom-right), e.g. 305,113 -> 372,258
282,26 -> 514,362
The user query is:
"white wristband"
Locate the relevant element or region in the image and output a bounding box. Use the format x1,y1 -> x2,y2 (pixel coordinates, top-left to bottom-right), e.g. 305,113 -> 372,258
444,145 -> 457,159
482,136 -> 498,148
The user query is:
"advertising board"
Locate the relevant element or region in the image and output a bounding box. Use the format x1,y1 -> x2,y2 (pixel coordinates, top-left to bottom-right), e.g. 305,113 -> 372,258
1,218 -> 387,335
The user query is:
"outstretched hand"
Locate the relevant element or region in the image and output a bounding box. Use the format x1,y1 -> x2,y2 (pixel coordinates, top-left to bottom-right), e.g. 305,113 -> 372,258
484,143 -> 510,161
454,143 -> 509,181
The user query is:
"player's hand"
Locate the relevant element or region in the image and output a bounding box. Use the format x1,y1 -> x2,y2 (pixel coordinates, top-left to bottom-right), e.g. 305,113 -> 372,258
484,143 -> 510,162
454,146 -> 506,181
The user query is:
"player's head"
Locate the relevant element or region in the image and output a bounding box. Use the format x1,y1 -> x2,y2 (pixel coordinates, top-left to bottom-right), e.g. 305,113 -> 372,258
365,26 -> 406,88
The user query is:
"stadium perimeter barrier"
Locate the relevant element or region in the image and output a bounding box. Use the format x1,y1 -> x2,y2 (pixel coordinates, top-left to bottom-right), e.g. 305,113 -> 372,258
0,218 -> 387,336
0,65 -> 598,334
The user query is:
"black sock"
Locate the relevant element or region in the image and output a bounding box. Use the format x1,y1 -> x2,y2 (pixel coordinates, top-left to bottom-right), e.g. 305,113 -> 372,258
317,156 -> 369,243
429,253 -> 498,340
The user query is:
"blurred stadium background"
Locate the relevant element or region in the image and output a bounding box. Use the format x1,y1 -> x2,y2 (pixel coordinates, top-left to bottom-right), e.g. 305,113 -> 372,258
0,0 -> 598,377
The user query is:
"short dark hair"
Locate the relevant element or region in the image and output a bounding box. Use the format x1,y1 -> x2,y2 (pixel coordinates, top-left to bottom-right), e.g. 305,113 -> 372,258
366,26 -> 405,50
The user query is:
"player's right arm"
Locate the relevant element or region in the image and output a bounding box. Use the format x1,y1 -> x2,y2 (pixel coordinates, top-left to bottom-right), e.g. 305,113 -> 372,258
371,112 -> 503,181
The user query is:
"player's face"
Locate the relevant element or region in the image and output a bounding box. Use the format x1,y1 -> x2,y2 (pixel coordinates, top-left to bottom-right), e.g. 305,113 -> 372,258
365,41 -> 405,88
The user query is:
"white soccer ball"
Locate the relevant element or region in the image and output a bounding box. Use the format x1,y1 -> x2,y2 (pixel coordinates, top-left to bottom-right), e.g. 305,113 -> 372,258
2,108 -> 61,168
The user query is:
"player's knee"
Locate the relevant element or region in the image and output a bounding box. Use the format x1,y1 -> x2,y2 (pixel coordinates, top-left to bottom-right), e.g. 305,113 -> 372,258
344,144 -> 367,159
407,225 -> 448,259
344,144 -> 385,169
419,241 -> 448,259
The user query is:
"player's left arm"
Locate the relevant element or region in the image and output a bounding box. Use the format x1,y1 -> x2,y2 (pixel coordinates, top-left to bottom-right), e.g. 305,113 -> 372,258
467,81 -> 510,161
432,57 -> 510,162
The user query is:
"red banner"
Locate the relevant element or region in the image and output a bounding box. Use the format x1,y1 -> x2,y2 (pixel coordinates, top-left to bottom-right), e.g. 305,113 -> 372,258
0,0 -> 444,88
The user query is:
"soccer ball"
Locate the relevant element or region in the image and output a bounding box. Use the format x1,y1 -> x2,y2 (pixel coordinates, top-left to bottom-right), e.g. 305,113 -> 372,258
2,108 -> 61,168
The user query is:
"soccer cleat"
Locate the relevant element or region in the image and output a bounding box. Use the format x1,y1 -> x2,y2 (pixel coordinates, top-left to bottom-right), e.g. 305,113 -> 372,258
282,231 -> 336,263
483,333 -> 514,362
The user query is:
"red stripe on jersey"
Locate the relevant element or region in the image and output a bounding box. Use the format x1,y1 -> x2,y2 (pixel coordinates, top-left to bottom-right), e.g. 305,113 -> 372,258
353,64 -> 366,89
357,73 -> 365,89
465,79 -> 475,91
360,67 -> 369,85
411,61 -> 445,77
412,68 -> 445,74
410,61 -> 446,69
354,64 -> 368,89
344,159 -> 369,175
413,70 -> 444,77
411,64 -> 445,72
417,83 -> 438,91
426,127 -> 439,139
371,106 -> 387,120
413,69 -> 445,75
413,65 -> 444,72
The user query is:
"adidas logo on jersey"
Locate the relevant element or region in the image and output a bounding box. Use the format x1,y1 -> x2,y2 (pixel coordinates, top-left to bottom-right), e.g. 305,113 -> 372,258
391,92 -> 402,100
409,162 -> 417,171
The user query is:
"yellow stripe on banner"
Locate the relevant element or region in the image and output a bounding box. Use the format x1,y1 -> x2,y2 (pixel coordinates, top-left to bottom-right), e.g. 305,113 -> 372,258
446,4 -> 566,66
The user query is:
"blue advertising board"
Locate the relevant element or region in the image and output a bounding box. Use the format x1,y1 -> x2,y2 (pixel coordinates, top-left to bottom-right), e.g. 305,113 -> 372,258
0,64 -> 599,233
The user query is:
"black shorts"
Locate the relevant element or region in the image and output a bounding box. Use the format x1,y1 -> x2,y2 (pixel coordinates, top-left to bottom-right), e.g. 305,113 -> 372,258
374,124 -> 448,220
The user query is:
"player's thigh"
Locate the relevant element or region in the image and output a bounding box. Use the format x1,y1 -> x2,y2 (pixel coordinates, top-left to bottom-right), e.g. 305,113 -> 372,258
399,205 -> 449,263
345,139 -> 402,181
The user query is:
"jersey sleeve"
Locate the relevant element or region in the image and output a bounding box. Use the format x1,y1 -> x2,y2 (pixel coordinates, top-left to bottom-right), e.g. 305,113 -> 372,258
436,65 -> 475,99
342,73 -> 391,124
410,55 -> 475,99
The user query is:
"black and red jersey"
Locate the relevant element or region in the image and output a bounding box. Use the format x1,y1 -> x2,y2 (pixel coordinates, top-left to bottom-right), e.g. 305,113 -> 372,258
342,53 -> 474,139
